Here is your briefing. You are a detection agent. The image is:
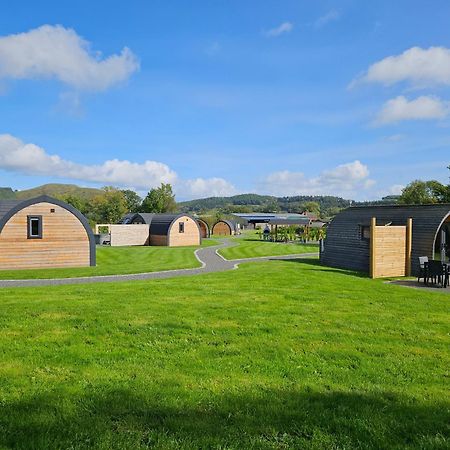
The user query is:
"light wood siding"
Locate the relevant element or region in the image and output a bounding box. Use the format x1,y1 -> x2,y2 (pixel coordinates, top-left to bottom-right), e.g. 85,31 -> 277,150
320,204 -> 450,276
213,221 -> 232,236
169,217 -> 200,247
110,224 -> 149,246
150,234 -> 167,246
0,202 -> 90,269
198,221 -> 209,238
371,225 -> 407,278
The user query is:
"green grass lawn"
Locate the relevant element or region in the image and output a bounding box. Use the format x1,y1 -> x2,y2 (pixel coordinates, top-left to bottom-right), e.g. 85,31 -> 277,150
0,260 -> 448,449
0,239 -> 218,280
218,232 -> 318,259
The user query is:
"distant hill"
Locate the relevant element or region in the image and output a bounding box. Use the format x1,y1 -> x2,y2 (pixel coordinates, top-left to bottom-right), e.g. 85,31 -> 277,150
0,184 -> 103,201
0,187 -> 17,200
15,183 -> 103,201
178,193 -> 352,218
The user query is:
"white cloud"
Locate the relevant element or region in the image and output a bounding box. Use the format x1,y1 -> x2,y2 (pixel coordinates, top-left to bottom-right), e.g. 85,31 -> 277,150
264,22 -> 293,38
0,134 -> 236,200
382,134 -> 405,142
352,46 -> 450,88
374,95 -> 449,125
261,160 -> 374,197
387,184 -> 404,195
0,25 -> 139,91
182,177 -> 237,198
314,10 -> 340,28
0,134 -> 176,189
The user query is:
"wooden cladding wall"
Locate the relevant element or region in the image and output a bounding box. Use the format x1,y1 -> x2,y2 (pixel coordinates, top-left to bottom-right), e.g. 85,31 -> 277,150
0,202 -> 90,270
197,221 -> 209,238
370,221 -> 410,278
321,205 -> 449,275
169,217 -> 200,247
212,222 -> 232,236
110,224 -> 149,247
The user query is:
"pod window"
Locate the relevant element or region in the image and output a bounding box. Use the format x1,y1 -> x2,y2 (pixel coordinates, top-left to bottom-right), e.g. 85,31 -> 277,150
179,222 -> 185,233
28,216 -> 43,239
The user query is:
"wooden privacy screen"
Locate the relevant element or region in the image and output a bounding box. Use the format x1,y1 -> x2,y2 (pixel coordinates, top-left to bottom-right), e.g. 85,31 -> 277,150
370,217 -> 412,279
110,224 -> 149,247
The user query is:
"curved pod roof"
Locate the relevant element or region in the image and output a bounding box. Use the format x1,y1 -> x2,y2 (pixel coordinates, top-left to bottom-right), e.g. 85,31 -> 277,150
212,220 -> 236,234
150,213 -> 201,240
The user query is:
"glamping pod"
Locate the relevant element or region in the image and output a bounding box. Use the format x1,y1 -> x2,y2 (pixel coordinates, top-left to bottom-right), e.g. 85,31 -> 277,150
0,195 -> 96,270
212,220 -> 237,236
196,218 -> 210,238
149,214 -> 201,247
320,204 -> 450,276
119,213 -> 155,225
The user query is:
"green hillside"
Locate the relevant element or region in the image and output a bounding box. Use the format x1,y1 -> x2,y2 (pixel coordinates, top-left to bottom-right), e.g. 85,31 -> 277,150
178,193 -> 351,217
0,187 -> 16,200
15,183 -> 103,200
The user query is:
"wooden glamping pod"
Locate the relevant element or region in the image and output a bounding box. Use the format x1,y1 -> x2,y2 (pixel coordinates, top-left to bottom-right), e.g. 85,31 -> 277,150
149,214 -> 201,247
0,195 -> 96,270
320,204 -> 450,278
196,218 -> 210,238
212,220 -> 237,236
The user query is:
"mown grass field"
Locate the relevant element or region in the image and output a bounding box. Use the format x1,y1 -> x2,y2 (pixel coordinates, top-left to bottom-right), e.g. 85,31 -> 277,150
218,232 -> 318,259
0,259 -> 448,449
0,239 -> 218,280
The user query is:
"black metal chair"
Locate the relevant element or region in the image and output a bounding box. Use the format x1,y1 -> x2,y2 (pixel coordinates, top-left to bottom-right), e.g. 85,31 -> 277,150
424,261 -> 446,287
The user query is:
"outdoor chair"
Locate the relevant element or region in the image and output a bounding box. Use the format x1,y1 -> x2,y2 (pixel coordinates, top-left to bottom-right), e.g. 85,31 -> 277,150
424,261 -> 446,287
417,256 -> 428,283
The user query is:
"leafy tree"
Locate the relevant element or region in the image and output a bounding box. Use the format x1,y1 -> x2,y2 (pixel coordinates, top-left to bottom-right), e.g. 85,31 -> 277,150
141,183 -> 177,213
92,187 -> 128,223
302,201 -> 320,216
121,189 -> 142,212
58,194 -> 89,215
260,199 -> 281,213
398,180 -> 448,205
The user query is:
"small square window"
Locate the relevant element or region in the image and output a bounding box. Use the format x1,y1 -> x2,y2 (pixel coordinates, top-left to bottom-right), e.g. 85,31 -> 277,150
360,225 -> 370,241
179,222 -> 185,233
28,216 -> 43,239
50,208 -> 55,213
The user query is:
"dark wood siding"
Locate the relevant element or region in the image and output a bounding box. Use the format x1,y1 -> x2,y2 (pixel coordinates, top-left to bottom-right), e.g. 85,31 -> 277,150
320,204 -> 450,275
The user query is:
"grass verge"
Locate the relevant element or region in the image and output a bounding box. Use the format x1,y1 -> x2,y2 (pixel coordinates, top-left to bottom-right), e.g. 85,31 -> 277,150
0,259 -> 448,449
0,238 -> 218,280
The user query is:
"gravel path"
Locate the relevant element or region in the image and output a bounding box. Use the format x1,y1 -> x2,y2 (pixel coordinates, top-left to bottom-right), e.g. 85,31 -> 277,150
0,239 -> 318,288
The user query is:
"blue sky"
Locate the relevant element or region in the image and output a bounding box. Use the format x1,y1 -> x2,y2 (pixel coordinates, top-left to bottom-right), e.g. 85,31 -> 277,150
0,0 -> 449,200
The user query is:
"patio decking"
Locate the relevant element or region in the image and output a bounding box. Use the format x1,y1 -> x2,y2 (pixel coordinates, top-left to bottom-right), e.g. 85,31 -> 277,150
388,279 -> 450,293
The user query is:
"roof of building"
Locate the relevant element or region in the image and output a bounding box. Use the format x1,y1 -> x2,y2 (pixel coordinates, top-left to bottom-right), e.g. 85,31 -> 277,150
266,218 -> 311,226
213,219 -> 238,231
0,200 -> 21,222
119,213 -> 156,224
233,212 -> 312,225
149,213 -> 198,235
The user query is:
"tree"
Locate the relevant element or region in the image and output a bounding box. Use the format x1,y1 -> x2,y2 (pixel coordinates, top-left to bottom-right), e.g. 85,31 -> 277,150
398,180 -> 447,205
58,194 -> 89,215
302,201 -> 320,217
92,187 -> 128,223
141,183 -> 177,213
121,189 -> 142,212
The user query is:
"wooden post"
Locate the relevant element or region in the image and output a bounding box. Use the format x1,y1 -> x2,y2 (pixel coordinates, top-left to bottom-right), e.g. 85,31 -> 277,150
405,218 -> 413,276
370,217 -> 377,278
